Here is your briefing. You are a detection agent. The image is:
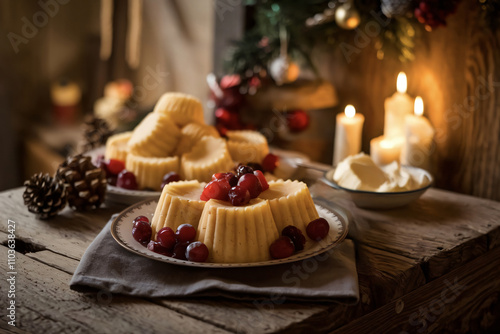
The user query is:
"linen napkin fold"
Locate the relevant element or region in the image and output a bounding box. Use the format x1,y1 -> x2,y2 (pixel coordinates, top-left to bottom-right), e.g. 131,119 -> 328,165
70,216 -> 359,303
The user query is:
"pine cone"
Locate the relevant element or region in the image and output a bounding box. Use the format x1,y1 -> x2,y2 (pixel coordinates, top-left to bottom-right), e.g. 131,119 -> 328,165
80,116 -> 113,153
23,173 -> 67,219
56,154 -> 107,211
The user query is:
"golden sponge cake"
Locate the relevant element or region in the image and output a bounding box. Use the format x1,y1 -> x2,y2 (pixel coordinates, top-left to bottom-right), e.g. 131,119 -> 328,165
175,122 -> 220,156
226,130 -> 269,163
105,131 -> 132,162
153,92 -> 205,127
125,153 -> 179,190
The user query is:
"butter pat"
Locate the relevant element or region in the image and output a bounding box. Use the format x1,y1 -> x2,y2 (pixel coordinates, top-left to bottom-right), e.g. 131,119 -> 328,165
334,153 -> 431,192
333,153 -> 389,191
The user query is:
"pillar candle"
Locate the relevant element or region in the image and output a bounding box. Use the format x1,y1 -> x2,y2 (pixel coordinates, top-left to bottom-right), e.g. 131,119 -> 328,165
400,97 -> 435,170
333,105 -> 364,165
384,72 -> 413,139
370,136 -> 403,165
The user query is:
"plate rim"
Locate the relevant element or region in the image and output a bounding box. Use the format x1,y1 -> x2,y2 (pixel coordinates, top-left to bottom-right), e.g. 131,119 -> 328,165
110,198 -> 349,268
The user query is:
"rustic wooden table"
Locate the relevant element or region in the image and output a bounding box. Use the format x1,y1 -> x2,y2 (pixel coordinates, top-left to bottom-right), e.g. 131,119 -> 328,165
1,168 -> 500,334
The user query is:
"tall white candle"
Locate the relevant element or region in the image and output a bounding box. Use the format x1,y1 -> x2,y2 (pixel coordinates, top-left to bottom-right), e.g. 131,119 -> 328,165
370,136 -> 403,166
384,72 -> 413,139
333,105 -> 365,165
401,97 -> 435,170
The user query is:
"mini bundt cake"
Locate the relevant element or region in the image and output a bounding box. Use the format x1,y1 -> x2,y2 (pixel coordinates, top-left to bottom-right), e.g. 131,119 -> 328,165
225,130 -> 269,163
105,131 -> 132,162
175,122 -> 220,156
180,136 -> 234,182
153,92 -> 205,127
151,180 -> 206,237
196,198 -> 279,263
127,112 -> 181,157
258,180 -> 319,235
125,153 -> 179,190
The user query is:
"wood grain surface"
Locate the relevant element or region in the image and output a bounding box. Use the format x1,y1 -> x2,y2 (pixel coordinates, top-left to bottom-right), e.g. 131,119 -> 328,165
1,167 -> 500,333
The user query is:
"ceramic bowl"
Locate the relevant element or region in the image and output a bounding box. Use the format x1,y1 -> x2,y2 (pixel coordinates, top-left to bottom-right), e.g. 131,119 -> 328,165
322,166 -> 433,209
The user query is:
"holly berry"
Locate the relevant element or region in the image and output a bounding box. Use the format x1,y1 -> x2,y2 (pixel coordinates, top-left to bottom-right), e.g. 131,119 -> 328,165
117,170 -> 138,190
282,225 -> 306,251
132,221 -> 152,245
253,170 -> 269,191
262,153 -> 280,173
237,173 -> 262,198
228,186 -> 251,206
175,224 -> 196,243
156,227 -> 176,250
269,236 -> 295,259
286,109 -> 310,132
107,159 -> 126,176
306,218 -> 330,241
185,241 -> 209,262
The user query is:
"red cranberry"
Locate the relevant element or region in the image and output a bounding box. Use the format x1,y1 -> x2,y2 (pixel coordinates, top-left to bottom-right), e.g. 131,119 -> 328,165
253,170 -> 269,191
269,236 -> 295,259
147,241 -> 172,256
212,172 -> 238,187
262,153 -> 280,173
236,165 -> 254,178
133,215 -> 149,227
200,179 -> 231,201
175,224 -> 196,243
306,218 -> 330,241
156,227 -> 176,250
228,186 -> 251,206
172,241 -> 190,260
107,159 -> 126,176
117,170 -> 138,190
107,176 -> 117,186
282,225 -> 306,251
237,173 -> 262,198
132,221 -> 152,245
185,241 -> 209,262
162,172 -> 180,184
246,162 -> 264,172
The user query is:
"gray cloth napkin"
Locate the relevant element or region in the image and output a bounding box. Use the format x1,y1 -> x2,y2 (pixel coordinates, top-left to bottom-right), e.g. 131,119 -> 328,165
70,216 -> 359,303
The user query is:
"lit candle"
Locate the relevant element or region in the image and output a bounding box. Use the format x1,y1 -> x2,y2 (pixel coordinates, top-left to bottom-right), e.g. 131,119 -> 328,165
384,72 -> 413,139
333,105 -> 365,165
400,97 -> 435,170
370,136 -> 404,166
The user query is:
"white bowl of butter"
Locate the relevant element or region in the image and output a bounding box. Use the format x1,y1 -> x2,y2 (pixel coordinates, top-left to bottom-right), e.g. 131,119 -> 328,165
322,153 -> 433,209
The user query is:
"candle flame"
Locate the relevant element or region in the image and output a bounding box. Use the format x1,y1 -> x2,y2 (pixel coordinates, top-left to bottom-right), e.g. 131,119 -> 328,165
414,96 -> 424,116
380,139 -> 394,149
396,72 -> 407,93
345,105 -> 356,118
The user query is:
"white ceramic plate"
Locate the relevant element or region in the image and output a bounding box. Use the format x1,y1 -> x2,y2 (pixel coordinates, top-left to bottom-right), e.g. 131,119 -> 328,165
110,199 -> 349,268
322,166 -> 433,209
87,146 -> 309,205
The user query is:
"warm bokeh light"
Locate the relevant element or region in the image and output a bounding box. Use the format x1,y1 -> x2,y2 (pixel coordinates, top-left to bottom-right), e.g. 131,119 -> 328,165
345,104 -> 356,118
397,72 -> 407,94
380,139 -> 394,149
414,96 -> 424,116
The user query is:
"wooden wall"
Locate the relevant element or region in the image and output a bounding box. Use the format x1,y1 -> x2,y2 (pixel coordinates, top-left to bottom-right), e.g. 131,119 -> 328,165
317,0 -> 500,201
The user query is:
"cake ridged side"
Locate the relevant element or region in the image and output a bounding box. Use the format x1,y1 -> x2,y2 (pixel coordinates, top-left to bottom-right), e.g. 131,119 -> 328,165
175,122 -> 220,156
261,180 -> 319,235
127,112 -> 181,157
180,137 -> 234,182
153,92 -> 205,126
126,154 -> 179,190
151,180 -> 206,237
105,131 -> 132,161
197,199 -> 279,263
226,130 -> 269,163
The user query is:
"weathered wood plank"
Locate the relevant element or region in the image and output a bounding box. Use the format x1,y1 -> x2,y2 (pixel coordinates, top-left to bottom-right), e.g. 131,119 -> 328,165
332,245 -> 500,334
0,245 -> 230,334
0,188 -> 126,260
25,250 -> 80,275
